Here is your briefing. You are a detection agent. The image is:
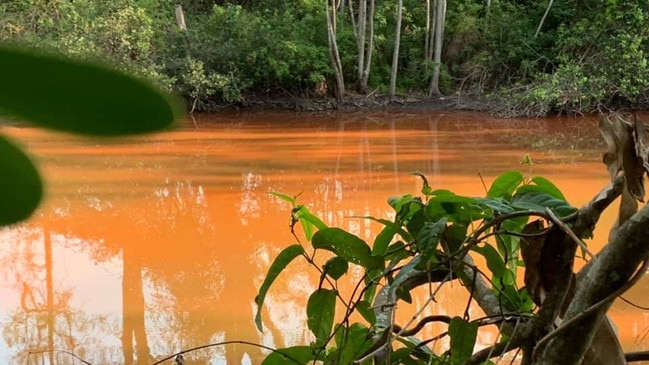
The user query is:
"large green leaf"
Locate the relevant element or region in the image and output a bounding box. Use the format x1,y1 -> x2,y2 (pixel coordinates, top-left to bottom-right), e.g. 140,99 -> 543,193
312,228 -> 382,270
254,244 -> 305,331
416,218 -> 447,263
335,323 -> 373,364
522,176 -> 567,200
475,197 -> 515,215
307,289 -> 336,347
448,317 -> 478,364
425,190 -> 485,224
294,205 -> 327,241
355,300 -> 377,325
323,256 -> 348,280
487,170 -> 524,200
0,134 -> 42,226
0,46 -> 179,135
471,244 -> 506,280
511,191 -> 577,217
372,225 -> 398,256
269,191 -> 296,206
360,216 -> 411,254
261,346 -> 318,365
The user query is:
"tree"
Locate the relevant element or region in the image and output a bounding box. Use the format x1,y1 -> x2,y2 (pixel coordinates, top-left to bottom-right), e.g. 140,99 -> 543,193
256,112 -> 649,364
355,0 -> 375,94
388,0 -> 403,100
428,0 -> 446,96
326,0 -> 345,101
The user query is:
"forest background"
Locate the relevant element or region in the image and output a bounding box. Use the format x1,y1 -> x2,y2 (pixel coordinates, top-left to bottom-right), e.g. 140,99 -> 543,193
1,0 -> 648,116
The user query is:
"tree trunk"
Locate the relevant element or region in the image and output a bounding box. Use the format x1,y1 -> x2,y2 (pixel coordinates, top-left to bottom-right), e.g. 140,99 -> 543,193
389,0 -> 403,101
359,0 -> 375,93
428,0 -> 446,96
356,0 -> 366,91
347,0 -> 357,37
326,0 -> 345,101
424,0 -> 431,62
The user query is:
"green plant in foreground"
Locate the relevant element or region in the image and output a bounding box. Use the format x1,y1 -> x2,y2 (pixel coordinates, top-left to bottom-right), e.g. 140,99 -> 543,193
257,170 -> 577,364
0,44 -> 180,227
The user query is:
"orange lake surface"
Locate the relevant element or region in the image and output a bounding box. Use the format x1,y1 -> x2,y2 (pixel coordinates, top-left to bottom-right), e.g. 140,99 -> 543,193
0,110 -> 648,364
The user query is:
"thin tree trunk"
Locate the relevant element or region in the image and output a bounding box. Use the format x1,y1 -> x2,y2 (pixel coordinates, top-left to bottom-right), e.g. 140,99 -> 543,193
348,0 -> 357,37
428,0 -> 437,62
389,0 -> 403,101
535,0 -> 554,37
359,0 -> 375,93
326,0 -> 345,101
356,0 -> 366,91
425,0 -> 431,61
429,0 -> 446,96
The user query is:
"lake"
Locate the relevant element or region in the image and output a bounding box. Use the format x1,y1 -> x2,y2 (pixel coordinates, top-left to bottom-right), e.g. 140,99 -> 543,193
1,110 -> 647,364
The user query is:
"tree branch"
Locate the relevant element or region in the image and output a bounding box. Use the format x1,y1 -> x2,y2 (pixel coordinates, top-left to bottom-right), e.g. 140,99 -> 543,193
536,203 -> 649,364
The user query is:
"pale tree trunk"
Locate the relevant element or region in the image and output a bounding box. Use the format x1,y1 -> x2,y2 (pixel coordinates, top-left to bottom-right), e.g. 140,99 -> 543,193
326,0 -> 345,101
428,0 -> 446,96
389,0 -> 403,101
362,0 -> 375,86
347,0 -> 357,37
535,0 -> 554,37
356,0 -> 366,90
359,0 -> 375,93
424,0 -> 431,61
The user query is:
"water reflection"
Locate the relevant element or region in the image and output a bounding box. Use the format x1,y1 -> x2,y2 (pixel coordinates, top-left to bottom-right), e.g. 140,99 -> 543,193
1,111 -> 646,364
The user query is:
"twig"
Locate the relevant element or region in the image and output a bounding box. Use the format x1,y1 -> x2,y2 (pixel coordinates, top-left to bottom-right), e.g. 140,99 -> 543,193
28,350 -> 91,365
150,340 -> 305,365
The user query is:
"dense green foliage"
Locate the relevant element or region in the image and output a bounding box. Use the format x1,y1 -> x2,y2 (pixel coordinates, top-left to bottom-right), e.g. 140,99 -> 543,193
2,0 -> 648,114
258,171 -> 577,364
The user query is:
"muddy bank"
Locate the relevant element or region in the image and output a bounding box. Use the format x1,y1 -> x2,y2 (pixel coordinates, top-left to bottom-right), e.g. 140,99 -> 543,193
192,91 -> 498,114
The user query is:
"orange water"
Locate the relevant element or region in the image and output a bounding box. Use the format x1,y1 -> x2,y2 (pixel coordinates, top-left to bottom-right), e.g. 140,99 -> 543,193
0,111 -> 646,364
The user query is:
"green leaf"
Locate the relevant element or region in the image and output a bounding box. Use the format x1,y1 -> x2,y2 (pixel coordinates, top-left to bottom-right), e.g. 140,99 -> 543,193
388,194 -> 419,211
359,215 -> 412,251
416,218 -> 447,262
312,228 -> 382,270
426,192 -> 484,225
487,170 -> 524,200
444,223 -> 468,254
335,323 -> 372,364
411,171 -> 433,196
261,346 -> 318,365
0,46 -> 179,136
355,300 -> 376,325
517,176 -> 567,200
307,289 -> 336,347
270,191 -> 296,206
391,255 -> 422,303
511,191 -> 577,217
448,317 -> 478,364
255,244 -> 305,331
0,134 -> 42,226
475,197 -> 515,215
471,244 -> 506,280
294,205 -> 328,240
390,348 -> 420,365
323,256 -> 348,280
372,225 -> 398,256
